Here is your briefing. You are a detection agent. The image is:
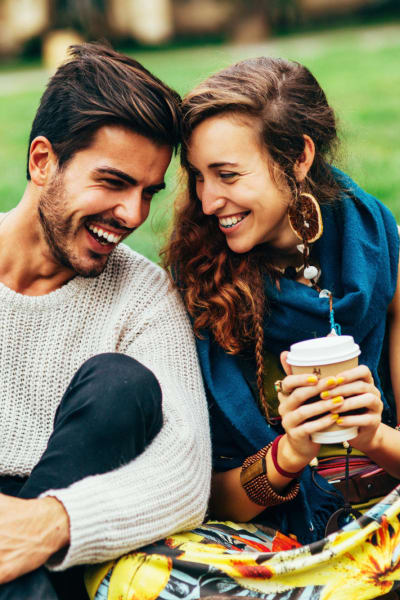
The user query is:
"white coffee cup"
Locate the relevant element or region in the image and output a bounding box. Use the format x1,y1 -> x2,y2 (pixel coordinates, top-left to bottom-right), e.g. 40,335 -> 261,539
286,335 -> 361,444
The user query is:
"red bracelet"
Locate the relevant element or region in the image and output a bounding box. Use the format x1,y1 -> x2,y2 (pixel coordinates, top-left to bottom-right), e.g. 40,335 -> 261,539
271,435 -> 305,479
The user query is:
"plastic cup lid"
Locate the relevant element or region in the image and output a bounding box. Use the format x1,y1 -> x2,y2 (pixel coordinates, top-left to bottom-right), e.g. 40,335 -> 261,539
286,335 -> 360,366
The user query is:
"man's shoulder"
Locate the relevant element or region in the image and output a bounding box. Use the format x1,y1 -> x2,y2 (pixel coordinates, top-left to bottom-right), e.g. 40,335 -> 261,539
101,245 -> 187,325
110,243 -> 157,266
104,244 -> 173,299
108,244 -> 165,279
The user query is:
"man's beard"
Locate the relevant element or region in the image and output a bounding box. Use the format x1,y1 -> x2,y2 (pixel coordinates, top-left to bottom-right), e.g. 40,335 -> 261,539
38,172 -> 111,278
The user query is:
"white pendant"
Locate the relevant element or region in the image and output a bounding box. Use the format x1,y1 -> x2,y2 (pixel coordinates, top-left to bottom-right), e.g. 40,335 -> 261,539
319,289 -> 331,299
304,265 -> 319,280
296,244 -> 305,254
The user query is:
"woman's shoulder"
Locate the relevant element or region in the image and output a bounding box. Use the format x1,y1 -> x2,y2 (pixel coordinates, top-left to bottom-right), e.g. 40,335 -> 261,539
332,168 -> 391,210
330,167 -> 398,232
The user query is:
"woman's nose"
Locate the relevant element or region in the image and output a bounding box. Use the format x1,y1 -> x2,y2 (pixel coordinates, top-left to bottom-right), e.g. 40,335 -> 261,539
199,182 -> 226,215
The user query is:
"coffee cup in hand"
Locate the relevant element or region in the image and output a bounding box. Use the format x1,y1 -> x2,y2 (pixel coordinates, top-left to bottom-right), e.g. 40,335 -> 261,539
286,335 -> 361,444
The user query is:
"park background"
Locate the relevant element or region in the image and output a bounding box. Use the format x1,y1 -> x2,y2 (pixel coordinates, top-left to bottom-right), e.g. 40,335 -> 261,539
0,0 -> 399,263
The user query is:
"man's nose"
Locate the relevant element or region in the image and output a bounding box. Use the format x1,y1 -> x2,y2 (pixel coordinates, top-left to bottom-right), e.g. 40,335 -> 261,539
112,192 -> 148,229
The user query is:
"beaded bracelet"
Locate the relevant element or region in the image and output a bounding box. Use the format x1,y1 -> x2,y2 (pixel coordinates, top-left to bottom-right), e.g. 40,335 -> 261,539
240,443 -> 300,507
271,435 -> 305,479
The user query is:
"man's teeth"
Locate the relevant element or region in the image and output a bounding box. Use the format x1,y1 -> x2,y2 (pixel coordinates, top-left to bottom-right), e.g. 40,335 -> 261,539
219,214 -> 247,228
88,224 -> 122,244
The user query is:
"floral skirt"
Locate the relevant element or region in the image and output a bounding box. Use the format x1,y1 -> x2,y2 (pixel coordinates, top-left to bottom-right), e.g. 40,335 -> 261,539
85,486 -> 400,600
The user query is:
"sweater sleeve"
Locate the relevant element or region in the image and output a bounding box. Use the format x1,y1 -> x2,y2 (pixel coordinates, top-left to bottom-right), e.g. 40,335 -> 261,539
41,283 -> 211,570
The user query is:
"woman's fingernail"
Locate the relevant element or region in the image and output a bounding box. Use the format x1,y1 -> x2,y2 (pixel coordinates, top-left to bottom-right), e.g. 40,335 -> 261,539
307,376 -> 318,384
336,377 -> 345,385
321,391 -> 331,399
336,418 -> 344,425
327,377 -> 337,387
331,413 -> 339,421
331,395 -> 344,404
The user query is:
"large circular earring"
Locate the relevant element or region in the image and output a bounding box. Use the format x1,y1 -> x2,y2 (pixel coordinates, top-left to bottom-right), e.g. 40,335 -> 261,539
287,192 -> 323,244
287,192 -> 323,287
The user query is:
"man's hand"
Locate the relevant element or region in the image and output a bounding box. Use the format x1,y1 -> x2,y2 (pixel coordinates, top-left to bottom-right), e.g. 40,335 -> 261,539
0,493 -> 70,583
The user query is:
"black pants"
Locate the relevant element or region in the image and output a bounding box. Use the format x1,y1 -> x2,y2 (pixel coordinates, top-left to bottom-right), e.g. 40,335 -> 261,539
0,353 -> 163,600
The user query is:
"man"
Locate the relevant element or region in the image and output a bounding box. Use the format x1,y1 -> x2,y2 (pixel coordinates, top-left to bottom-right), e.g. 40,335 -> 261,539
0,43 -> 210,598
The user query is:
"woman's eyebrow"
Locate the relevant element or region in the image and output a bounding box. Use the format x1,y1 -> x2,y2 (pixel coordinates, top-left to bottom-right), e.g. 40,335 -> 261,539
187,161 -> 239,170
208,162 -> 239,168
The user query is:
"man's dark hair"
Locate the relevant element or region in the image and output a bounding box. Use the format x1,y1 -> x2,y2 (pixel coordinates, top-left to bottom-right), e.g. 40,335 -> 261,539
27,42 -> 181,179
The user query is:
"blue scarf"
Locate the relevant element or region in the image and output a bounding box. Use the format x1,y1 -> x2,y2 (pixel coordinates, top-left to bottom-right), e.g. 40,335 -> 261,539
196,170 -> 399,544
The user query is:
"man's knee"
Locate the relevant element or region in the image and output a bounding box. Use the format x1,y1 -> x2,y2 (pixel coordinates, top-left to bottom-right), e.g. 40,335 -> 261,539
79,353 -> 161,402
59,353 -> 163,442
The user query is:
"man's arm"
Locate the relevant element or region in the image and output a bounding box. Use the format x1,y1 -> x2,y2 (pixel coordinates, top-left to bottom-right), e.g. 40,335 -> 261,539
0,272 -> 210,580
39,283 -> 211,569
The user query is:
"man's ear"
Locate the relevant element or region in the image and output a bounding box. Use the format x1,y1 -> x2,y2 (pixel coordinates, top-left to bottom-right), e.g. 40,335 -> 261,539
28,136 -> 58,186
293,134 -> 315,183
280,351 -> 293,376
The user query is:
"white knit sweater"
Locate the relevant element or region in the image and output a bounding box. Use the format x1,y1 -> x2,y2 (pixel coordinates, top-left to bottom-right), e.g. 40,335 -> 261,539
0,244 -> 211,569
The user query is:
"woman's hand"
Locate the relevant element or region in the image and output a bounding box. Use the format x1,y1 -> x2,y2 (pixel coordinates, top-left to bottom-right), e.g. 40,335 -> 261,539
320,364 -> 383,453
277,354 -> 383,469
277,370 -> 339,469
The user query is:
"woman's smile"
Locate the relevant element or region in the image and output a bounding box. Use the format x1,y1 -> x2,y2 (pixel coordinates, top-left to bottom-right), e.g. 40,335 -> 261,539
218,211 -> 250,231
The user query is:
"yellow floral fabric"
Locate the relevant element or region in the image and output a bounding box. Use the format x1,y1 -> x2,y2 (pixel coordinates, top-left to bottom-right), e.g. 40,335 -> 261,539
86,486 -> 400,600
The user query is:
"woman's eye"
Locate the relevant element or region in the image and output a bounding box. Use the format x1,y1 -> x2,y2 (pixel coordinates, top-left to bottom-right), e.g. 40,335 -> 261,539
220,172 -> 238,180
193,171 -> 204,182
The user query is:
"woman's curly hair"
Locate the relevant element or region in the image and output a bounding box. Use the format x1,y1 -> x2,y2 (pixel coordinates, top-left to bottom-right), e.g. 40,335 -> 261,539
162,56 -> 341,419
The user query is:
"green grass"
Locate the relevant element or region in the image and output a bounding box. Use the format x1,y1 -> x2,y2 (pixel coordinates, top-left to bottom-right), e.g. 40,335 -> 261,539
0,21 -> 399,263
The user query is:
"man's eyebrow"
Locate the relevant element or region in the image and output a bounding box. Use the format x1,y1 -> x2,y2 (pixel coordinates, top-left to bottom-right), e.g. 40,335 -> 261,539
146,182 -> 166,192
94,167 -> 165,191
94,167 -> 137,185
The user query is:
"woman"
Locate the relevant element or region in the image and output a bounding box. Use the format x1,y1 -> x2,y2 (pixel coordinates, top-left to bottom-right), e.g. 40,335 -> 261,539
166,54 -> 400,537
90,57 -> 400,600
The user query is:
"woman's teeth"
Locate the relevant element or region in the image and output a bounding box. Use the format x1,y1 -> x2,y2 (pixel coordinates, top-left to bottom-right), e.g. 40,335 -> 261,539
219,213 -> 248,229
87,224 -> 122,245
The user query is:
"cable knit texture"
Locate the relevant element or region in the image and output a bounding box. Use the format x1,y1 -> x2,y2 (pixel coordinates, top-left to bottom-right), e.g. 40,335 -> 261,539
0,244 -> 211,569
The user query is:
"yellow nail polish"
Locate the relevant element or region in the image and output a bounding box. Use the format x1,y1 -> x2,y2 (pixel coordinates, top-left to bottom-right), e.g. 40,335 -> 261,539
307,376 -> 318,383
331,413 -> 339,421
332,396 -> 344,404
321,391 -> 330,399
327,377 -> 337,387
336,377 -> 345,385
336,418 -> 343,425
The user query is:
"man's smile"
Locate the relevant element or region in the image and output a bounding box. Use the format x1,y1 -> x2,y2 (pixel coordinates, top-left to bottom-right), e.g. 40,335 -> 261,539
86,223 -> 123,245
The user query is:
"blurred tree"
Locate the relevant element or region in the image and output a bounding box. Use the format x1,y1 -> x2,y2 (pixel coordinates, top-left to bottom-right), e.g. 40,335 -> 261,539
49,0 -> 110,38
109,0 -> 174,45
0,0 -> 49,57
230,0 -> 300,41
